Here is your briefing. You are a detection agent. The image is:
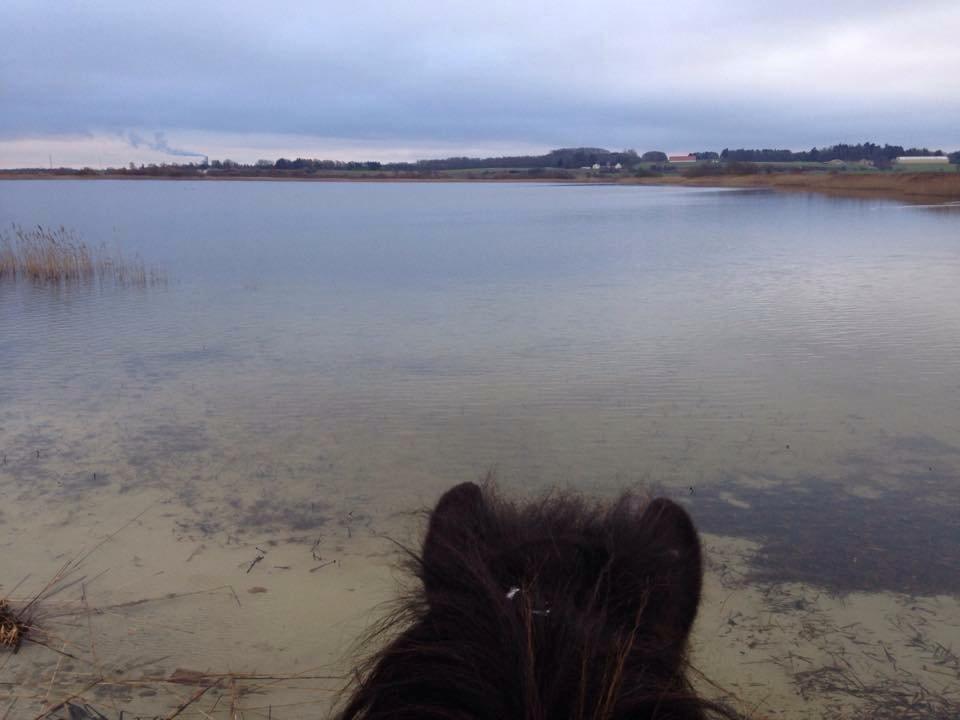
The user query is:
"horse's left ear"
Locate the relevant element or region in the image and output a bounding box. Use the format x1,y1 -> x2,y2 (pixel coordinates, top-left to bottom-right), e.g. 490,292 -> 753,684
422,482 -> 486,597
636,498 -> 703,638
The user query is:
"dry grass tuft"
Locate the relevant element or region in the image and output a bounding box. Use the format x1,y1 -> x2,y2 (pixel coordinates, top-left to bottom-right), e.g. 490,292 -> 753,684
0,599 -> 27,652
0,224 -> 166,286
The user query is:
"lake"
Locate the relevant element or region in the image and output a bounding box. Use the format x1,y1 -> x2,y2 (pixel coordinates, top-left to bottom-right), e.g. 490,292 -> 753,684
1,179 -> 959,718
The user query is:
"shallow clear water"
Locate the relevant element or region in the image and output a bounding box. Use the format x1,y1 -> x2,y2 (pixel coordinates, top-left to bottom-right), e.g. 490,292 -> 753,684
1,180 -> 959,717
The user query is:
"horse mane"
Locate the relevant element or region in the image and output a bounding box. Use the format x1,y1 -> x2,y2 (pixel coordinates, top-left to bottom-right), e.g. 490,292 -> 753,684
336,481 -> 742,720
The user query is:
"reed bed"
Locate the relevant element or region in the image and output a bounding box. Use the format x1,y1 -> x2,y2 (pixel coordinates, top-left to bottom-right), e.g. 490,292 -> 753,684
0,225 -> 165,286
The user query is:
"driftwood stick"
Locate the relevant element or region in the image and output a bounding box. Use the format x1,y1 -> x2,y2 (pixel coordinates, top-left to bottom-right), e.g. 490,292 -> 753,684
165,679 -> 220,720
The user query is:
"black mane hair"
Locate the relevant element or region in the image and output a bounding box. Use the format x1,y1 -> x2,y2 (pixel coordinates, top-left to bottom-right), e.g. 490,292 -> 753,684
338,482 -> 741,720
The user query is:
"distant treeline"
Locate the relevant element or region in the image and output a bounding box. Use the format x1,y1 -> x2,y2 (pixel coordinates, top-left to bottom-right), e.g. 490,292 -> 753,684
720,143 -> 957,167
271,144 -> 959,171
177,144 -> 960,173
274,147 -> 642,171
3,143 -> 958,178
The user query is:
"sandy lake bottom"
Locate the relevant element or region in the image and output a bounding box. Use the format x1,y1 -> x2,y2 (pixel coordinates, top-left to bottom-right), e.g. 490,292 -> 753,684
2,385 -> 958,719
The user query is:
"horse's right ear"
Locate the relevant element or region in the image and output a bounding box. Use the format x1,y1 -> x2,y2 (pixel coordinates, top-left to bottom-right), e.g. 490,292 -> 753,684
422,482 -> 485,595
634,498 -> 703,640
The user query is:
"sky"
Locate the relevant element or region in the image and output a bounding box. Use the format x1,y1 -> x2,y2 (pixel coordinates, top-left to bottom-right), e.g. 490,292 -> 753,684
1,0 -> 959,168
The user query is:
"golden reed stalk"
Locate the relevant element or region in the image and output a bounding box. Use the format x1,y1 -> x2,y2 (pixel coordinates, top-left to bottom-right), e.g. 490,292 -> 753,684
0,225 -> 165,286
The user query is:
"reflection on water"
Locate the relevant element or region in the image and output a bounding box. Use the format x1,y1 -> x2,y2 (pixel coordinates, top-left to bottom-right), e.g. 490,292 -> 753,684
1,180 -> 959,718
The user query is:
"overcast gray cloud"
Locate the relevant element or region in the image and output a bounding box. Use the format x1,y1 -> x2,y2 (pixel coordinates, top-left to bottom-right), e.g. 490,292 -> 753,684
1,0 -> 958,166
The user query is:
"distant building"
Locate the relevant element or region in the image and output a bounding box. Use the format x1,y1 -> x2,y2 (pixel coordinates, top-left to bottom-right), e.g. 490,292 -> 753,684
668,154 -> 697,164
827,159 -> 874,168
614,162 -> 622,170
895,156 -> 949,165
591,163 -> 601,170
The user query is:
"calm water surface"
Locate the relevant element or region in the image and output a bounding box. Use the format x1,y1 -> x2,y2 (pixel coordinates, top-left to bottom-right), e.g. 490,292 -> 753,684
1,180 -> 959,717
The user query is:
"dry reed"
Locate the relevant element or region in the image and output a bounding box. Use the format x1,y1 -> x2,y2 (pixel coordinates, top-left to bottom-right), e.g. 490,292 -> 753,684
0,600 -> 26,652
0,225 -> 165,286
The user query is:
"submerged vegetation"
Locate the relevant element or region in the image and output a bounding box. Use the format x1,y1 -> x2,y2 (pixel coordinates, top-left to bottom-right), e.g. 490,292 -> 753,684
0,225 -> 165,286
692,466 -> 960,596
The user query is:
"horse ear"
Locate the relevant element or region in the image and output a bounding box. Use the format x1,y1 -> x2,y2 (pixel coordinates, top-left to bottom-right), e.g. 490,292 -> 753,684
635,498 -> 703,638
422,482 -> 486,595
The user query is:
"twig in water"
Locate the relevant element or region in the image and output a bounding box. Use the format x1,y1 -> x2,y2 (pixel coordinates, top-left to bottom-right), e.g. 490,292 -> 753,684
165,678 -> 221,720
246,550 -> 266,574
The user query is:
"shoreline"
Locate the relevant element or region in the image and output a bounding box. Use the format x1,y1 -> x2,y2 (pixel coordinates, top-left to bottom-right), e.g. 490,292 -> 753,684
625,171 -> 960,204
2,170 -> 960,204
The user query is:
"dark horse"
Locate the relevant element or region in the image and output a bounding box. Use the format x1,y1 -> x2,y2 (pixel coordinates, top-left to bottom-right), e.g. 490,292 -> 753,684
338,482 -> 740,719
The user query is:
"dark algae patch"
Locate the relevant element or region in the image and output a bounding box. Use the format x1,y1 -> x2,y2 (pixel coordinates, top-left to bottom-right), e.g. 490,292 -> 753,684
692,467 -> 960,596
239,495 -> 330,531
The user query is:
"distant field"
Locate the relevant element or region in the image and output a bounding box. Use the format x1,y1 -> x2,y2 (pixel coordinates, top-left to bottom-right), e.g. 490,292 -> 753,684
630,169 -> 960,202
891,163 -> 957,172
748,161 -> 847,169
